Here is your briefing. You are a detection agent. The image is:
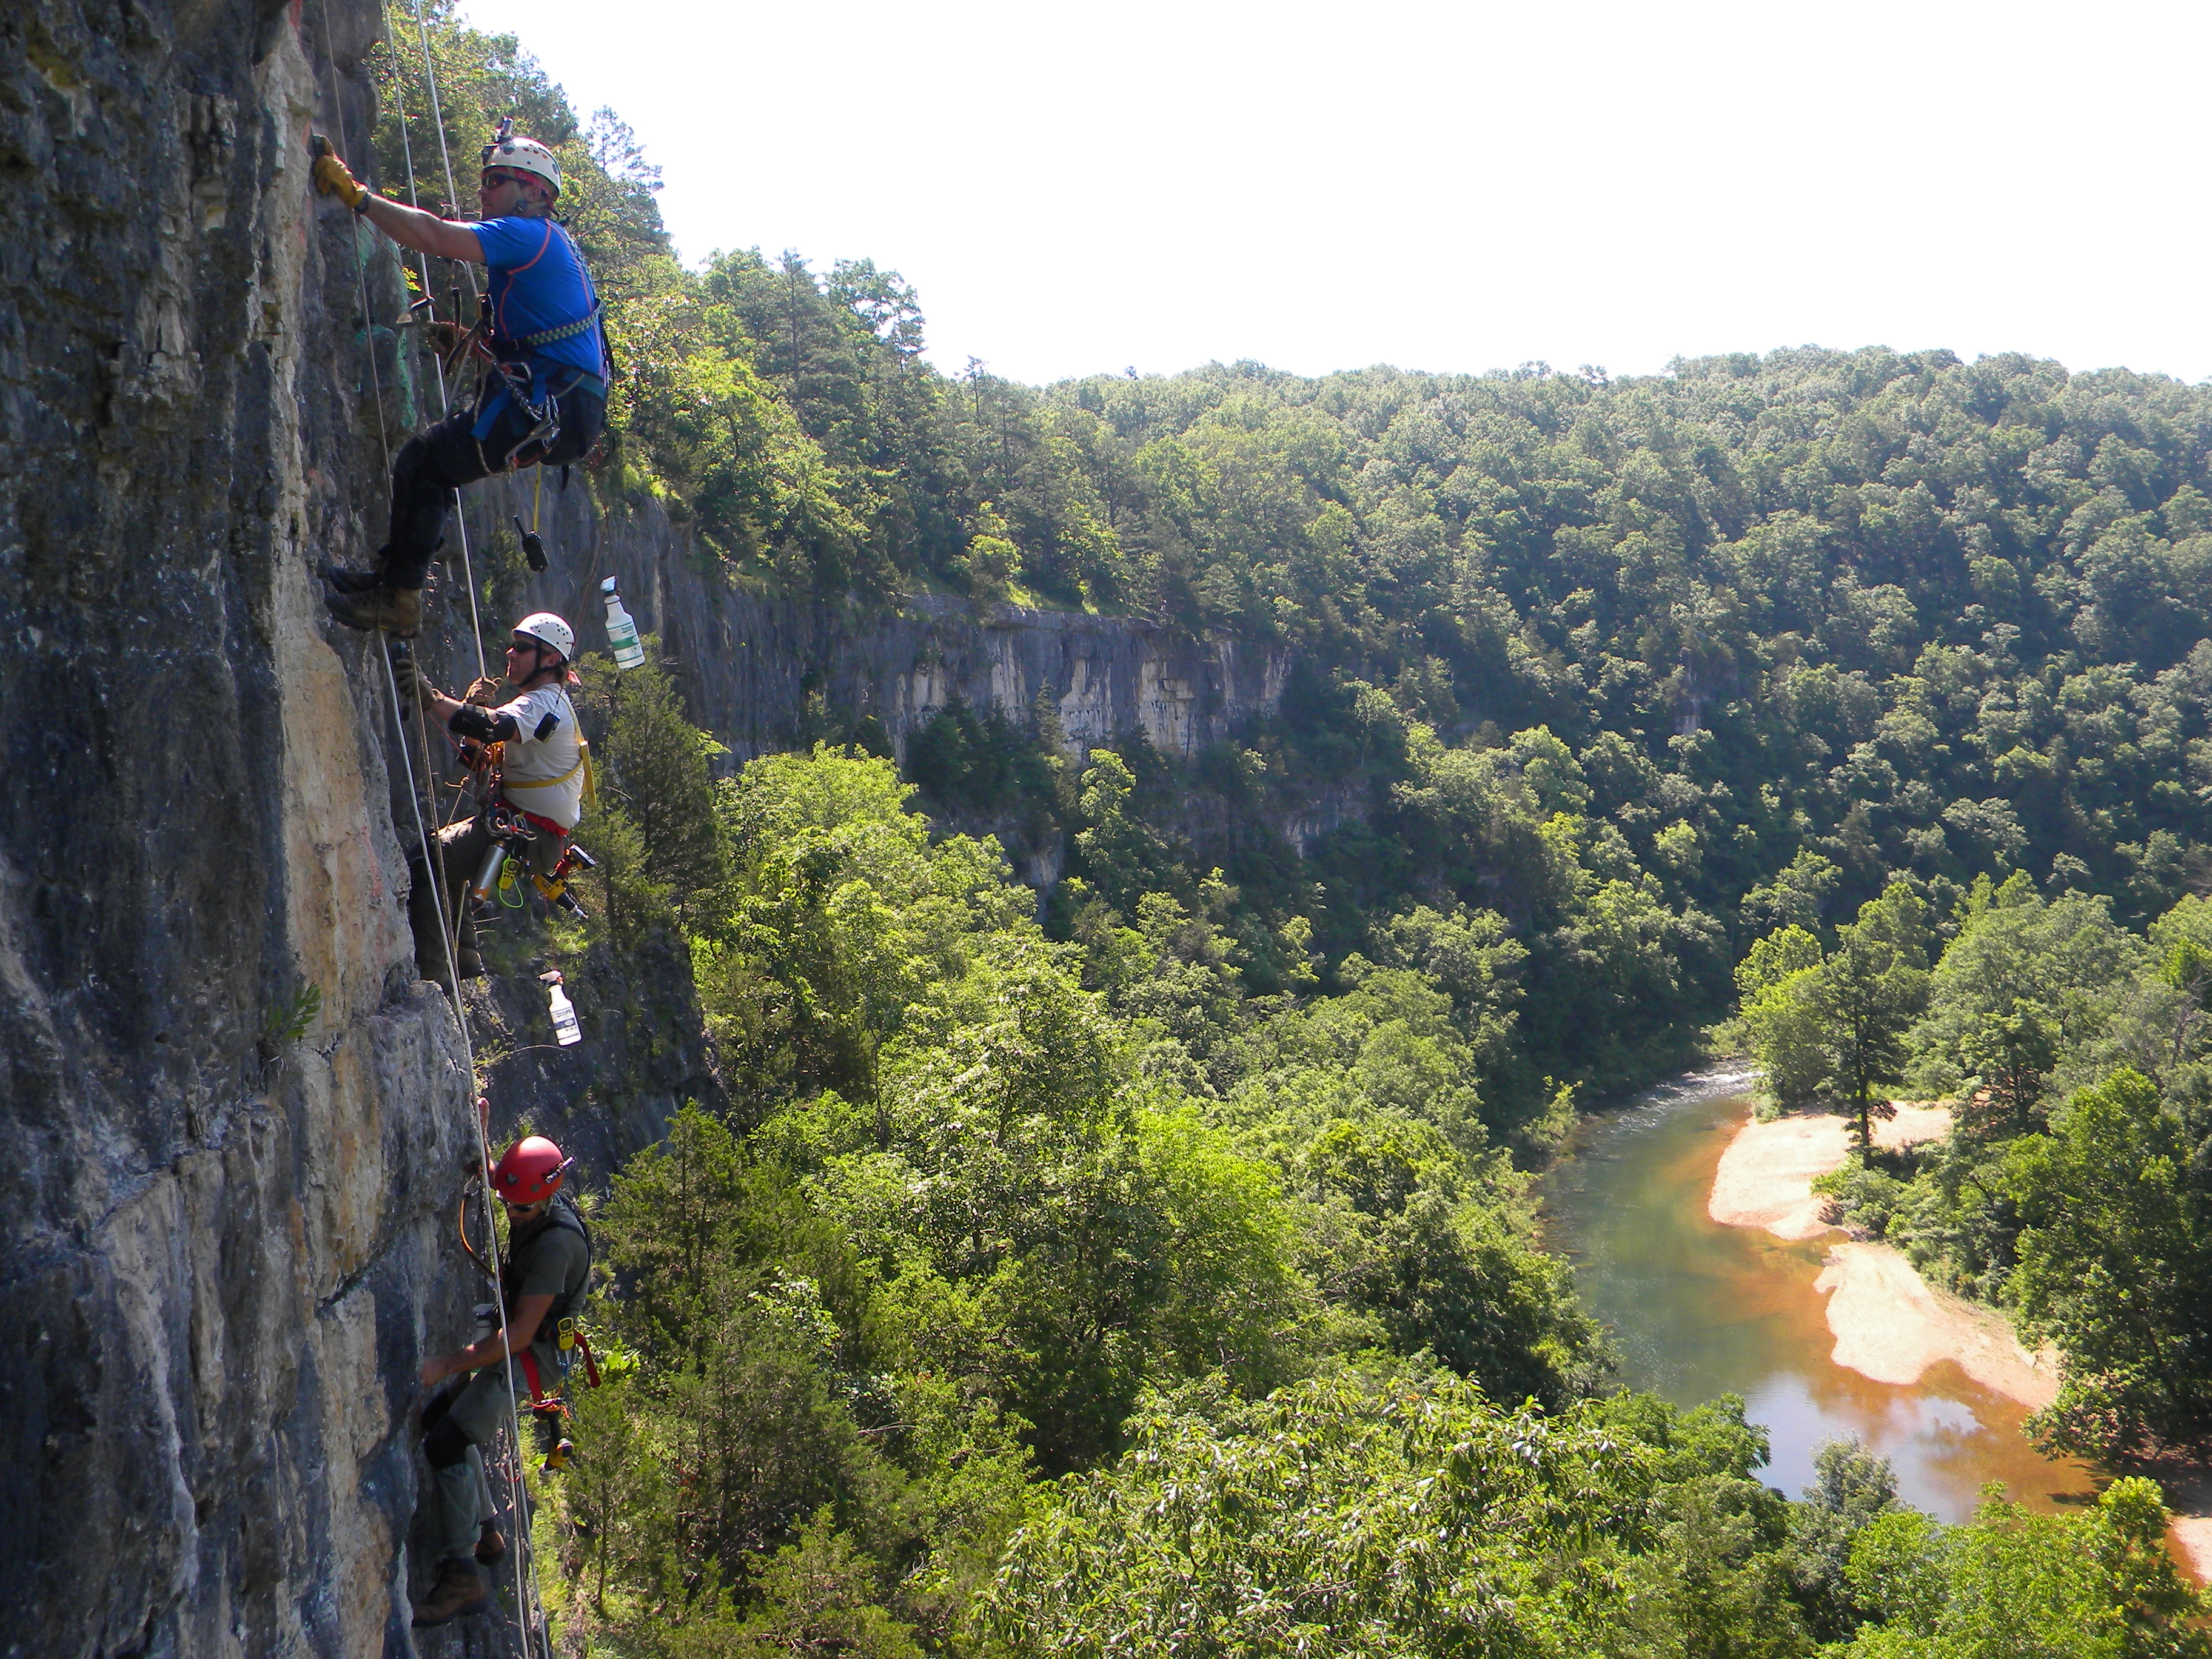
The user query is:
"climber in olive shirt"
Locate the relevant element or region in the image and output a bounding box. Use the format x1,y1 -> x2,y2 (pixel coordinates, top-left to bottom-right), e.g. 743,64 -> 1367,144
410,1134 -> 591,1629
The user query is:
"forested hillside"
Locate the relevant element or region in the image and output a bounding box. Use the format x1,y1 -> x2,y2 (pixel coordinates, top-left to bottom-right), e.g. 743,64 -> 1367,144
365,8 -> 2212,1655
377,7 -> 2212,1113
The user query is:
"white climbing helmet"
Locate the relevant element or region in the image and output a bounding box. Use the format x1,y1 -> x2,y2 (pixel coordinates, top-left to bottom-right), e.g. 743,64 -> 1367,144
481,132 -> 561,199
514,612 -> 575,663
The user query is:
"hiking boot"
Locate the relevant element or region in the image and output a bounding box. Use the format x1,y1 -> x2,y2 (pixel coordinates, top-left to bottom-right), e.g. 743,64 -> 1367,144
455,946 -> 485,980
321,561 -> 386,595
324,583 -> 424,637
474,1524 -> 507,1567
411,1559 -> 488,1627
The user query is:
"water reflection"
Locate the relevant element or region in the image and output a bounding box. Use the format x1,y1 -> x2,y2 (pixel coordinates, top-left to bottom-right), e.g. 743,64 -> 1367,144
1544,1066 -> 2094,1523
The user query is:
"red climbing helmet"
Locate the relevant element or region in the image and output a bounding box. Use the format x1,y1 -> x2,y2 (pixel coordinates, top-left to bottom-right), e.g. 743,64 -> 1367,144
492,1136 -> 572,1205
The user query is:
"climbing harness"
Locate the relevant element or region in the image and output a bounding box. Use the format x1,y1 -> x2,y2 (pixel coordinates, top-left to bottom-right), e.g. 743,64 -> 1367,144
466,800 -> 537,912
454,734 -> 594,925
500,1196 -> 601,1477
499,754 -> 586,800
514,304 -> 603,350
475,220 -> 608,468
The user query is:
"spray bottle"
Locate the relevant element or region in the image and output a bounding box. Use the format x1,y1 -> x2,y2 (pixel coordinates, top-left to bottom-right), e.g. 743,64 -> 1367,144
541,969 -> 583,1047
600,576 -> 645,673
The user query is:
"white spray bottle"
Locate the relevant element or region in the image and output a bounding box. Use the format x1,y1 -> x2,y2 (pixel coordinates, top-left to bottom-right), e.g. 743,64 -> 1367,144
600,576 -> 645,673
541,970 -> 583,1047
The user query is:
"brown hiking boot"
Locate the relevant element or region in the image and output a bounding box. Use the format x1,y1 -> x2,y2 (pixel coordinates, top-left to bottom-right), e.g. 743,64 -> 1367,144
455,946 -> 485,980
321,561 -> 386,594
474,1524 -> 507,1566
411,1558 -> 489,1627
324,583 -> 423,637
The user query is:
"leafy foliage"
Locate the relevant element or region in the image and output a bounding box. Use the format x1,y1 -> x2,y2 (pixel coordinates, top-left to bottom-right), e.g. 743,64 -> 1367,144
1840,1480 -> 2210,1658
357,21 -> 2212,1648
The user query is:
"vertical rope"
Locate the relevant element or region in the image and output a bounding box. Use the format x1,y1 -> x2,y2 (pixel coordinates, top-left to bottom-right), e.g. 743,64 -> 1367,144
408,0 -> 466,209
451,474 -> 492,680
315,0 -> 392,482
389,0 -> 490,682
381,645 -> 549,1658
320,11 -> 549,1652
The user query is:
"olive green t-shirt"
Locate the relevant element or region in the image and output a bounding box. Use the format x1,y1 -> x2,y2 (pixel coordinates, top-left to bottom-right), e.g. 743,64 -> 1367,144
508,1213 -> 590,1378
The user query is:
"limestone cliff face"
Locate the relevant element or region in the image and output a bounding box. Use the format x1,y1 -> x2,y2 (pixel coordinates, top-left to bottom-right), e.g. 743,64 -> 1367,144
2,1 -> 475,1654
451,475 -> 1293,773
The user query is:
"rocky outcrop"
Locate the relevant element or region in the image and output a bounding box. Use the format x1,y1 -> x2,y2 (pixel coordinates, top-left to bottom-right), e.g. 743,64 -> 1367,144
2,0 -> 480,1654
439,477 -> 1292,769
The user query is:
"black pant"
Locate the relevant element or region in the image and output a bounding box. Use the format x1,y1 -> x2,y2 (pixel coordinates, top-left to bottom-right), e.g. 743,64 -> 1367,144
383,370 -> 605,591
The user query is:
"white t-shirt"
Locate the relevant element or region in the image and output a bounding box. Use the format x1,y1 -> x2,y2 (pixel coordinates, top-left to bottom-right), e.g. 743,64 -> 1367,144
495,683 -> 584,830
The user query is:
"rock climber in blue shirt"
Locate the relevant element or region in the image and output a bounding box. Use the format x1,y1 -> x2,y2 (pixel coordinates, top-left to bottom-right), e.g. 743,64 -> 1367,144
312,127 -> 608,637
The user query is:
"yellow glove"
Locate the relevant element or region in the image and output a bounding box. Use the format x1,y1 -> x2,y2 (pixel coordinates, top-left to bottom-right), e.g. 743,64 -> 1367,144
312,149 -> 367,210
464,676 -> 504,707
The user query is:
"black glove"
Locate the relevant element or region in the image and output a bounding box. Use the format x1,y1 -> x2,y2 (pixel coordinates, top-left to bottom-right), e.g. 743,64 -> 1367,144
390,651 -> 440,711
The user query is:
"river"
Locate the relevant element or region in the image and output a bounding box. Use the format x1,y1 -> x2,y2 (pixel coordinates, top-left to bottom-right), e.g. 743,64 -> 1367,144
1542,1064 -> 2093,1522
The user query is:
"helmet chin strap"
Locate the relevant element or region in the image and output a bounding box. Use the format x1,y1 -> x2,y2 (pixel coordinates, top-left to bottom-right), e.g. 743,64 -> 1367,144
514,655 -> 565,692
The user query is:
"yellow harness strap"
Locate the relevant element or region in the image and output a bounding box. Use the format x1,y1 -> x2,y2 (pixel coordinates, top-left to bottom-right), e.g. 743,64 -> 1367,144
501,751 -> 585,790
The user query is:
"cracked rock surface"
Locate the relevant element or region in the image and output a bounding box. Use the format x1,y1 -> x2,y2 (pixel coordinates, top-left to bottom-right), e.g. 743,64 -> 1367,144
2,1 -> 475,1653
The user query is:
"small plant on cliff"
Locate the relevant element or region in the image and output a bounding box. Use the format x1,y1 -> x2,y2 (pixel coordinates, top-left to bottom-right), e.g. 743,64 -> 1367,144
258,980 -> 323,1060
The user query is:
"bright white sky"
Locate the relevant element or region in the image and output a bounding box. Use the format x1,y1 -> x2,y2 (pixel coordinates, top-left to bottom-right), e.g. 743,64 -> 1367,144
454,0 -> 2212,387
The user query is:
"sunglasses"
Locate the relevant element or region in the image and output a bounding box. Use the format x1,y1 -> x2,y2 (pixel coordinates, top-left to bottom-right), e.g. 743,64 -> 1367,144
481,169 -> 537,192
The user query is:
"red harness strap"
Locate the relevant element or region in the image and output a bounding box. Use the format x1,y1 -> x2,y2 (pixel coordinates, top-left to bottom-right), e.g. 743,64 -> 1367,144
516,1349 -> 554,1406
501,802 -> 572,840
514,1338 -> 597,1402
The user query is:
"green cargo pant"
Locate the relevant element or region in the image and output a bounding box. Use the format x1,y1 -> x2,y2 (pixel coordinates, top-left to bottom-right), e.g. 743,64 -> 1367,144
423,1365 -> 521,1565
407,808 -> 569,980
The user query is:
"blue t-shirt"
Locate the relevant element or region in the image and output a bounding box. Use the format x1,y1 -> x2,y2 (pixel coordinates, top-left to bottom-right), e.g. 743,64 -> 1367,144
471,215 -> 606,381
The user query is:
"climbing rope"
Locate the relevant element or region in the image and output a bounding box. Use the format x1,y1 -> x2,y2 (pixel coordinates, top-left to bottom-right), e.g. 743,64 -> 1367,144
313,15 -> 554,1651
315,0 -> 392,483
384,0 -> 491,681
380,643 -> 552,1659
370,0 -> 491,683
406,0 -> 468,212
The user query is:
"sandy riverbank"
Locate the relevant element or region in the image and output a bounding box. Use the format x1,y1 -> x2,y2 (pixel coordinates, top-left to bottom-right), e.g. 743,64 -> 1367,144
1814,1241 -> 2057,1411
1708,1104 -> 1952,1241
1708,1101 -> 2212,1579
1708,1102 -> 2056,1409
